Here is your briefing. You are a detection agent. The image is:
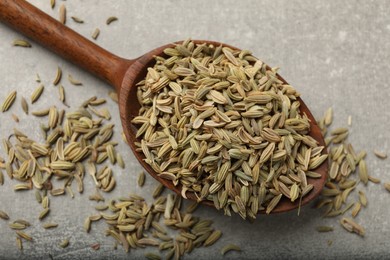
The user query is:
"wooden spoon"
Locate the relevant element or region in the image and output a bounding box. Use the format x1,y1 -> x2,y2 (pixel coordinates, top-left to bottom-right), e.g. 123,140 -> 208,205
0,0 -> 328,214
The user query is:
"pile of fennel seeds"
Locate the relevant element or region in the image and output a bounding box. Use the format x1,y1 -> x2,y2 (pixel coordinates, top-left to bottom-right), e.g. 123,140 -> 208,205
0,64 -> 124,250
315,108 -> 389,238
132,39 -> 327,219
85,185 -> 240,259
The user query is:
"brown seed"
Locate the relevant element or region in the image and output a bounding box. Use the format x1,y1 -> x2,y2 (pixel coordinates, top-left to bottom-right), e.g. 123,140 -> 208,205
373,150 -> 387,159
21,97 -> 28,114
106,16 -> 118,25
71,16 -> 84,23
108,91 -> 118,103
59,4 -> 66,24
351,202 -> 361,218
11,113 -> 19,123
384,183 -> 390,192
138,171 -> 145,187
340,217 -> 365,236
0,210 -> 9,220
92,28 -> 100,40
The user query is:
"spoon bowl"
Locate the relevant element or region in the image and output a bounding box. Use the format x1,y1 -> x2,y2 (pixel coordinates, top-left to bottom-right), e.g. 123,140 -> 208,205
0,0 -> 328,214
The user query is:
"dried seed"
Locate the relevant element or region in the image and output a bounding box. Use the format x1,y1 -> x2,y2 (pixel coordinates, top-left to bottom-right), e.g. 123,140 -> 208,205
11,113 -> 19,123
92,28 -> 100,40
358,160 -> 368,185
31,84 -> 44,103
108,91 -> 118,103
39,208 -> 50,220
13,39 -> 31,48
324,107 -> 333,126
347,115 -> 352,126
153,183 -> 165,198
358,190 -> 367,207
340,218 -> 365,236
43,223 -> 58,229
16,237 -> 22,250
59,4 -> 66,24
204,230 -> 222,247
1,91 -> 17,112
220,244 -> 241,255
138,171 -> 145,187
0,210 -> 9,220
373,150 -> 387,159
68,74 -> 83,85
71,16 -> 84,23
9,222 -> 27,230
58,85 -> 65,103
116,154 -> 125,168
106,16 -> 118,25
351,202 -> 361,218
21,97 -> 28,114
84,217 -> 91,233
16,231 -> 32,241
316,226 -> 334,232
50,0 -> 55,9
384,183 -> 390,192
53,67 -> 62,85
266,194 -> 282,214
144,253 -> 161,260
59,238 -> 69,248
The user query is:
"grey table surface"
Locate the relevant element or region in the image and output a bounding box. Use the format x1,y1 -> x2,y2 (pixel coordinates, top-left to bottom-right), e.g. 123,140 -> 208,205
1,0 -> 390,259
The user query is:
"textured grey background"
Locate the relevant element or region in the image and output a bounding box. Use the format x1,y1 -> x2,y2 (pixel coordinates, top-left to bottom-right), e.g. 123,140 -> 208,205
1,0 -> 390,259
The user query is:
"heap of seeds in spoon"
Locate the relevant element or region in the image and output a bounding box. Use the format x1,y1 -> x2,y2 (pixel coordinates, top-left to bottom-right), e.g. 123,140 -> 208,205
133,39 -> 327,219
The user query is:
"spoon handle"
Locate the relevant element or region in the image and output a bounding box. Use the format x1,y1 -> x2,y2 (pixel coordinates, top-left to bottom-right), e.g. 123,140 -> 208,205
0,0 -> 132,92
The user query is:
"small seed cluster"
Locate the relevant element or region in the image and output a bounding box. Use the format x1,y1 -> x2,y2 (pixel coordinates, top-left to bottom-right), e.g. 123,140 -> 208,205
0,65 -> 124,250
315,108 -> 388,237
0,211 -> 33,250
87,190 -> 227,259
133,39 -> 327,219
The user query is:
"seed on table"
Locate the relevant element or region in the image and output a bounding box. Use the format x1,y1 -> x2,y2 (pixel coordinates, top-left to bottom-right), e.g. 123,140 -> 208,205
71,16 -> 84,23
1,91 -> 17,112
373,150 -> 387,159
12,39 -> 31,48
53,66 -> 62,85
59,4 -> 66,24
91,28 -> 100,40
138,171 -> 145,187
220,244 -> 241,255
68,74 -> 83,86
59,238 -> 69,248
106,16 -> 118,25
21,97 -> 28,114
0,210 -> 9,220
31,84 -> 44,103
